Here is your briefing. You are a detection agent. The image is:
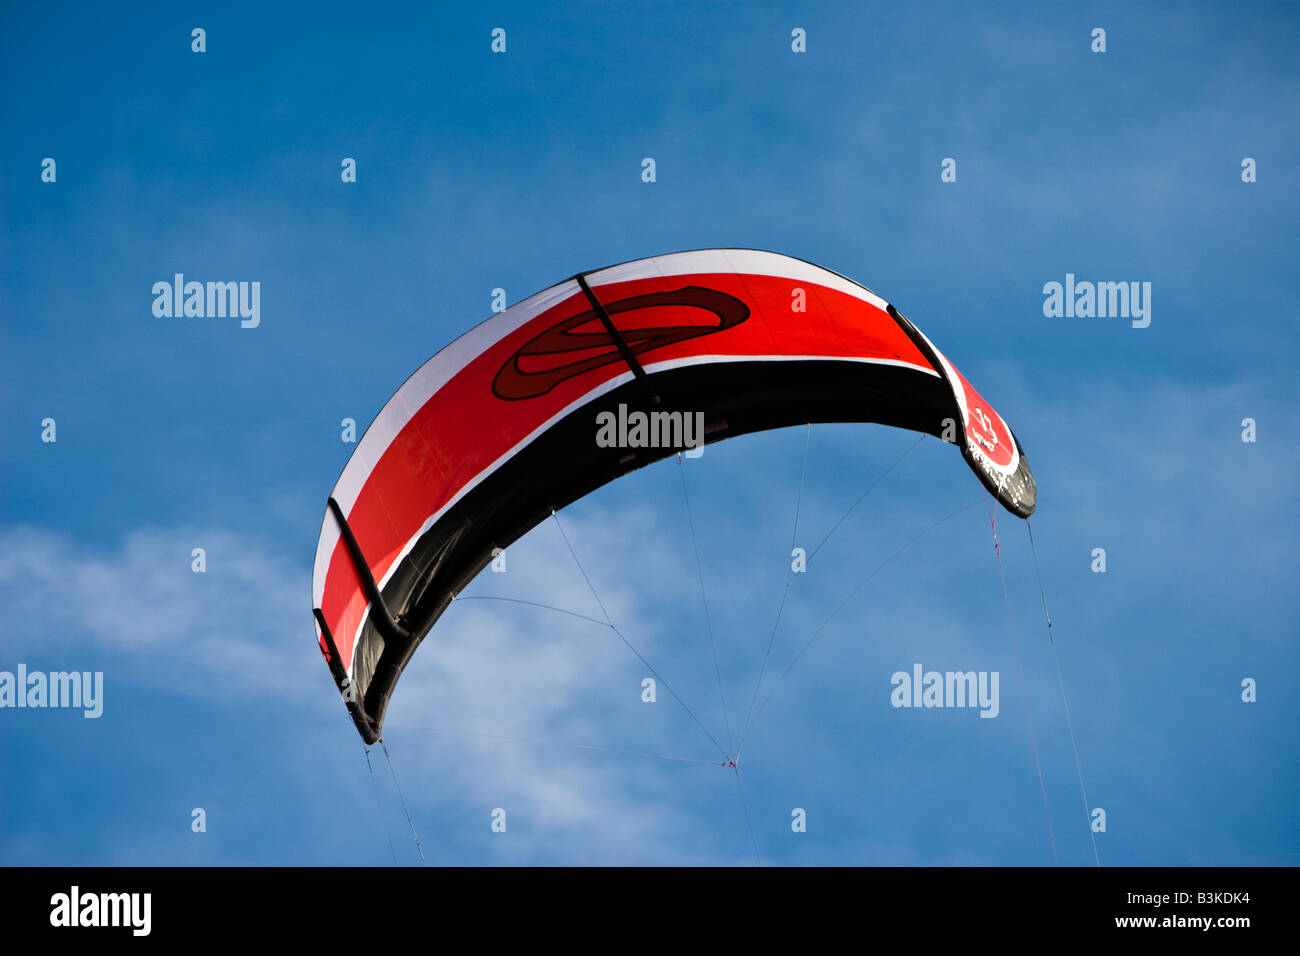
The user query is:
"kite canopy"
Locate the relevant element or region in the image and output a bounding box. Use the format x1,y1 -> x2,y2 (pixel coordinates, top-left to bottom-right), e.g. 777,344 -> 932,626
311,249 -> 1036,743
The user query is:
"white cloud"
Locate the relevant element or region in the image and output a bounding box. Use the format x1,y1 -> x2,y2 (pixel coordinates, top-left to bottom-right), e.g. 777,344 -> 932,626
0,508 -> 750,863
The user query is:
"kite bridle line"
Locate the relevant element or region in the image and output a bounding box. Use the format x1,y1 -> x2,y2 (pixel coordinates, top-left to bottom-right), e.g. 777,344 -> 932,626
1026,518 -> 1103,867
983,488 -> 1060,866
987,443 -> 1100,865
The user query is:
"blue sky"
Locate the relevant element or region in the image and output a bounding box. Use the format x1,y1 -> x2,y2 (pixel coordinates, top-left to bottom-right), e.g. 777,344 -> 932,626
1,1 -> 1296,865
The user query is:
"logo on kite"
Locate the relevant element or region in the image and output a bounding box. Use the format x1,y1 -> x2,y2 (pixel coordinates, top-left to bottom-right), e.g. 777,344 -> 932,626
971,406 -> 1000,454
492,285 -> 750,400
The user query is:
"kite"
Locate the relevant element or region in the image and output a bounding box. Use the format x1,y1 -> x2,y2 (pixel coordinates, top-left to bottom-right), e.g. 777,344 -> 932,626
311,249 -> 1035,743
